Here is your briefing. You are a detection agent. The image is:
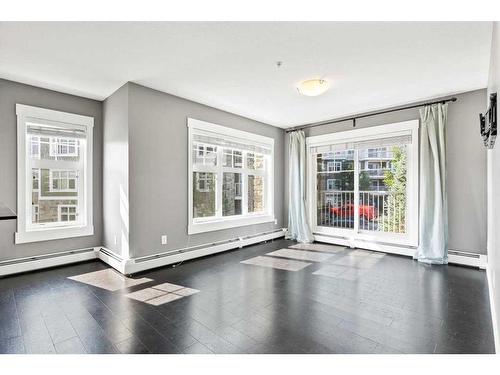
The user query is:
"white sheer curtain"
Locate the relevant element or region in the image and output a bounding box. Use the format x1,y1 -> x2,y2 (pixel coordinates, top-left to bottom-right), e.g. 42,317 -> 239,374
415,103 -> 449,264
286,131 -> 314,243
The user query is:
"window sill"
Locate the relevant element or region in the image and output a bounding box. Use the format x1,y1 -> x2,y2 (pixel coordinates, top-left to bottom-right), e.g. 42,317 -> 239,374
188,214 -> 275,235
15,225 -> 94,244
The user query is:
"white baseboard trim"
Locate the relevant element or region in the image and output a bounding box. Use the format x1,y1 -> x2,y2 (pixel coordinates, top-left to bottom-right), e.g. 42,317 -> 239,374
123,229 -> 286,275
0,247 -> 98,277
0,230 -> 286,278
487,266 -> 499,354
313,234 -> 488,268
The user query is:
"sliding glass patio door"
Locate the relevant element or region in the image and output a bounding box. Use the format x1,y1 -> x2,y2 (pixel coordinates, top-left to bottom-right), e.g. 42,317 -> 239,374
307,121 -> 419,248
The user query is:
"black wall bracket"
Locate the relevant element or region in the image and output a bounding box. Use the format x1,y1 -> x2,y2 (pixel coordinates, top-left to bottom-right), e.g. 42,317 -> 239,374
480,92 -> 497,149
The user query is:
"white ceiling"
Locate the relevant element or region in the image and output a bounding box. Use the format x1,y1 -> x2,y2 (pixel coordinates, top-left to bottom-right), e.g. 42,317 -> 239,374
0,22 -> 493,128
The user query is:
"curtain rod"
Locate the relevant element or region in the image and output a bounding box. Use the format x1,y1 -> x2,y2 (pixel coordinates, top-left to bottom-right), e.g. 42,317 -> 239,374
285,96 -> 458,133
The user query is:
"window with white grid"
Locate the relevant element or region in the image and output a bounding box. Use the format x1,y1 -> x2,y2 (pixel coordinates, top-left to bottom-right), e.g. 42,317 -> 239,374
188,118 -> 275,234
16,104 -> 94,244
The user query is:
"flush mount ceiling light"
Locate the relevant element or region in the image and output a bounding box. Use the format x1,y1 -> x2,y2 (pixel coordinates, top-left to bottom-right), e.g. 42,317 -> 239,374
296,79 -> 330,97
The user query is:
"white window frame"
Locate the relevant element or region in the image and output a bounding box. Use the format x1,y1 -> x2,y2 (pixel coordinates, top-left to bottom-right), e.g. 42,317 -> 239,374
16,104 -> 94,244
49,169 -> 78,193
188,118 -> 275,234
306,120 -> 419,248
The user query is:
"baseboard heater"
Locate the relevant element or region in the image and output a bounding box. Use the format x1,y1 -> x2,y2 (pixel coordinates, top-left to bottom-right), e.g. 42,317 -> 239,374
0,247 -> 97,277
124,228 -> 286,274
0,230 -> 286,277
95,246 -> 126,274
99,247 -> 123,262
447,250 -> 487,269
313,233 -> 487,269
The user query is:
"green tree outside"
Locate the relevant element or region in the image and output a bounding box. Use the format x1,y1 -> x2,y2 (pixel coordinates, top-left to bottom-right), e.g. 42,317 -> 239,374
381,146 -> 407,233
359,171 -> 371,191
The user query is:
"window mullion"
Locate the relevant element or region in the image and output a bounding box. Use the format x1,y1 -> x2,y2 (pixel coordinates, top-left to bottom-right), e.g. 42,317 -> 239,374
77,150 -> 85,224
250,170 -> 266,177
242,153 -> 249,216
26,136 -> 33,230
353,149 -> 360,235
193,164 -> 217,173
216,147 -> 223,219
261,172 -> 266,216
33,159 -> 80,170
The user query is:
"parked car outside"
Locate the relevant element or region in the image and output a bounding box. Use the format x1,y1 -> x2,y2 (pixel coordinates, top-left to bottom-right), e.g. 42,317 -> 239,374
330,203 -> 378,220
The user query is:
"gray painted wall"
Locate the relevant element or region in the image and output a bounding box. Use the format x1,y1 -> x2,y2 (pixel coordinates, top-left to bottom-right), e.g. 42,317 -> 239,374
487,21 -> 499,348
126,83 -> 285,259
102,84 -> 129,258
0,77 -> 488,265
0,78 -> 103,261
285,89 -> 488,255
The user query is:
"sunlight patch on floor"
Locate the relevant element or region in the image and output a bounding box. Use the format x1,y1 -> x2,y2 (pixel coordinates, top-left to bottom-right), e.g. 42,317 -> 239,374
349,249 -> 386,259
125,283 -> 200,306
67,269 -> 152,291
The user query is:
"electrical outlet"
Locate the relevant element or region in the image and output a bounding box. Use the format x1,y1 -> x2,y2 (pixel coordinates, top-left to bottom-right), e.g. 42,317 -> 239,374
161,235 -> 168,245
274,219 -> 278,225
114,234 -> 117,245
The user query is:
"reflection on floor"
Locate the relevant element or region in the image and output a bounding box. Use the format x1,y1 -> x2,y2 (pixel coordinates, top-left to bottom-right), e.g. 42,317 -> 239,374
313,264 -> 368,281
0,239 -> 495,354
265,248 -> 334,262
290,243 -> 346,253
327,254 -> 382,270
240,255 -> 311,271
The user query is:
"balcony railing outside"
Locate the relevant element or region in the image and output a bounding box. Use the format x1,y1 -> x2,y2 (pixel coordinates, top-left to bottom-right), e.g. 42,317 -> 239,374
317,191 -> 355,229
317,190 -> 406,234
359,150 -> 394,159
360,168 -> 390,177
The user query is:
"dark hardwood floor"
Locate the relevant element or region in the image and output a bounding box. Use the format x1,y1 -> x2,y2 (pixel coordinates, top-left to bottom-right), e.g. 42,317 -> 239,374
0,239 -> 495,354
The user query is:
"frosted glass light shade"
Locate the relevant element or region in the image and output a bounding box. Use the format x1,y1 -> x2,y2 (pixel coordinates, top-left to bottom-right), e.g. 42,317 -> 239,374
297,79 -> 329,96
